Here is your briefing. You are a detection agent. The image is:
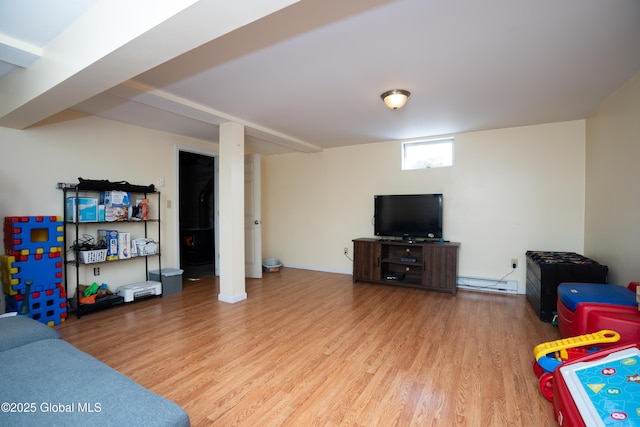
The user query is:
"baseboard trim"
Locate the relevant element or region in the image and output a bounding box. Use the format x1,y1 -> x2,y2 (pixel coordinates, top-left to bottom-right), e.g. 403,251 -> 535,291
218,292 -> 248,303
282,263 -> 352,275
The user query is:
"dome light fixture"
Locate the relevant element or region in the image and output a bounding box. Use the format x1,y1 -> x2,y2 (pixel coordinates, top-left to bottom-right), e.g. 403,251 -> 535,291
381,89 -> 410,110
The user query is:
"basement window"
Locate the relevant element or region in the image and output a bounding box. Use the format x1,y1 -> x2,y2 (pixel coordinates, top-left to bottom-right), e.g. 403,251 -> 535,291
402,138 -> 454,170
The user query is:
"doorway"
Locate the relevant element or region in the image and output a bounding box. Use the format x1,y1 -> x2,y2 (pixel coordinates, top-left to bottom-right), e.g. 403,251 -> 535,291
179,151 -> 215,280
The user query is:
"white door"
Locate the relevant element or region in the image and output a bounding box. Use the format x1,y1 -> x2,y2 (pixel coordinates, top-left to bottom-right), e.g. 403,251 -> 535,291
244,154 -> 262,278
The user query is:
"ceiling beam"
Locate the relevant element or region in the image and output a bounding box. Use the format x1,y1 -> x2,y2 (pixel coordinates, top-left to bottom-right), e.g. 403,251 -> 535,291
0,0 -> 301,130
107,80 -> 323,153
0,34 -> 42,68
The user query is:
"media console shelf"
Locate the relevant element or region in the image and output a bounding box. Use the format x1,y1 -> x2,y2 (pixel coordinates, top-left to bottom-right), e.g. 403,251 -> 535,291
352,238 -> 460,295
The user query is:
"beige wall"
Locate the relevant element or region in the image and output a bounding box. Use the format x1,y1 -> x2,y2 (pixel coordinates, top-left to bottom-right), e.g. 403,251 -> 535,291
262,120 -> 587,293
0,112 -> 218,312
585,71 -> 640,285
5,74 -> 637,311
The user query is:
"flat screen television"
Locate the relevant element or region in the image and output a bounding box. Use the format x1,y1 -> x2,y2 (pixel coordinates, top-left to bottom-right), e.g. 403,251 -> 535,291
374,194 -> 443,240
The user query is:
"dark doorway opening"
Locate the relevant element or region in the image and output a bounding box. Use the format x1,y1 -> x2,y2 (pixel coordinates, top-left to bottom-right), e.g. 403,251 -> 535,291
179,151 -> 215,279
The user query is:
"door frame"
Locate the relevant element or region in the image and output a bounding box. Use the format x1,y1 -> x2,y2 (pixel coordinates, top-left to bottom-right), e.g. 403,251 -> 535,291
175,145 -> 219,276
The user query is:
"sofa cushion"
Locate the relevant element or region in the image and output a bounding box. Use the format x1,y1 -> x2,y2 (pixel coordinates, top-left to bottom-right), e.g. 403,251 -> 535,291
0,315 -> 60,352
0,339 -> 190,426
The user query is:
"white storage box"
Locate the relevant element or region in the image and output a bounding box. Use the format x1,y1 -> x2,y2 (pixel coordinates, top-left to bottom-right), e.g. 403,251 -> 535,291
116,281 -> 161,302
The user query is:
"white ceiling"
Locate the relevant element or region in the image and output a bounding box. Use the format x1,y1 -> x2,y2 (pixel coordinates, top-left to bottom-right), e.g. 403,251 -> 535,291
0,0 -> 99,77
1,0 -> 640,155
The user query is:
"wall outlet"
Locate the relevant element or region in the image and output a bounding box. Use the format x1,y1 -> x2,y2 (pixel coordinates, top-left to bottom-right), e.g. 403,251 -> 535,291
93,267 -> 100,276
511,258 -> 518,269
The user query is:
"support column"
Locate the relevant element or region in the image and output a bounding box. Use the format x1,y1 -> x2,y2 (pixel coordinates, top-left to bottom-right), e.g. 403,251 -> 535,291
218,122 -> 247,303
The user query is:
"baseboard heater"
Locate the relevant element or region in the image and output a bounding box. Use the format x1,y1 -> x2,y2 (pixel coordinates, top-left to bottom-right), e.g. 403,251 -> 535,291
457,276 -> 518,294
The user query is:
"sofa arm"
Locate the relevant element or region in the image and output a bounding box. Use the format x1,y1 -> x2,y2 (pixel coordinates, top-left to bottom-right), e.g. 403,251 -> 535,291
0,315 -> 60,352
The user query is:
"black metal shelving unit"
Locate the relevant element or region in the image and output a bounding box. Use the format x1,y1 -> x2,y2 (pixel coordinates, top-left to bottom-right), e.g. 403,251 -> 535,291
61,183 -> 161,318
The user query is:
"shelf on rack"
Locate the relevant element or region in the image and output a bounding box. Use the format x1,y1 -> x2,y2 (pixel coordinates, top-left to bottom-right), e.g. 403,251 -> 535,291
61,185 -> 162,318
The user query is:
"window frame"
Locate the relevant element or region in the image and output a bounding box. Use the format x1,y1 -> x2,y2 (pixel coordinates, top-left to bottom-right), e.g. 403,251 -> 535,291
402,137 -> 454,170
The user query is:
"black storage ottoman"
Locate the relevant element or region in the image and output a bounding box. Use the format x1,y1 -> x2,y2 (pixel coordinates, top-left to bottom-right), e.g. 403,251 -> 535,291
525,251 -> 608,322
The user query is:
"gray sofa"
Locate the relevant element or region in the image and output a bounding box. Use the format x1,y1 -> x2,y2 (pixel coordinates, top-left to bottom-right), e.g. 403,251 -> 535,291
0,315 -> 190,426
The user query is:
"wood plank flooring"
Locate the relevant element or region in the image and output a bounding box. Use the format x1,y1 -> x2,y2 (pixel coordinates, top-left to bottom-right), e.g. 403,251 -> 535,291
55,268 -> 561,426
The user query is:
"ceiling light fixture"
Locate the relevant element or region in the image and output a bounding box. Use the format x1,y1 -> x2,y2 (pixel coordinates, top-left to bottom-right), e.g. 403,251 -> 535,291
381,89 -> 410,110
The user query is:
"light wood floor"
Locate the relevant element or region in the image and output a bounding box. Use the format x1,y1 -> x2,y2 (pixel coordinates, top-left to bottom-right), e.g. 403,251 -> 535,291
56,268 -> 561,426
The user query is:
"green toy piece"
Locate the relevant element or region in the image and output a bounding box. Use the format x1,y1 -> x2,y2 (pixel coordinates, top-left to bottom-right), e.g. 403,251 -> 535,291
84,282 -> 100,297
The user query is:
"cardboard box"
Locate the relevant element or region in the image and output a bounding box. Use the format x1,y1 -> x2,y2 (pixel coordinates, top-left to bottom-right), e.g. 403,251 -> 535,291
104,206 -> 129,222
100,191 -> 131,207
118,232 -> 131,259
98,229 -> 119,260
65,197 -> 98,223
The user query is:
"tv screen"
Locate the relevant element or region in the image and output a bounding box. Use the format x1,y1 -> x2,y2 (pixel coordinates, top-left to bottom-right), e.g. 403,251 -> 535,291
374,194 -> 443,240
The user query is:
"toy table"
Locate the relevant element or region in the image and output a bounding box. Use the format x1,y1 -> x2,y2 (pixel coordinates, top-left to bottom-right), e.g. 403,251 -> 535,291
553,343 -> 640,426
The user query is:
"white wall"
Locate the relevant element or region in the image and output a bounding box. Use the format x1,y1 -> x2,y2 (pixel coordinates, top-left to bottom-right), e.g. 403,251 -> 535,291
0,112 -> 218,312
585,71 -> 640,285
262,120 -> 587,293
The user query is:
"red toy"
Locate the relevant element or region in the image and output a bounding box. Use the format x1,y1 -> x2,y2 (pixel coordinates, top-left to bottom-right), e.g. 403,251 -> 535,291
557,282 -> 640,345
533,330 -> 620,402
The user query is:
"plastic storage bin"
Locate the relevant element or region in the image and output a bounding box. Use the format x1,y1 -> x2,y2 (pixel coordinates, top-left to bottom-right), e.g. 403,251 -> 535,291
262,258 -> 282,273
134,238 -> 157,256
78,249 -> 107,264
149,268 -> 184,296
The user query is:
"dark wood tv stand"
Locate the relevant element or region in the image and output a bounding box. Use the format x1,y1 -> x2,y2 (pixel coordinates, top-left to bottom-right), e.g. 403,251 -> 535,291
352,238 -> 460,295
